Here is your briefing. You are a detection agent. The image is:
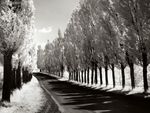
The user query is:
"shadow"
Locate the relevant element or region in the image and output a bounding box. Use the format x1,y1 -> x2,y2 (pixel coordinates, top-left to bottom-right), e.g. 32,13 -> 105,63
35,73 -> 150,113
33,73 -> 57,81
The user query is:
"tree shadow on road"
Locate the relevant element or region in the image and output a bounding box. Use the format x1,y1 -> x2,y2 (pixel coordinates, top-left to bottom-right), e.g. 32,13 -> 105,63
35,73 -> 150,113
50,81 -> 150,113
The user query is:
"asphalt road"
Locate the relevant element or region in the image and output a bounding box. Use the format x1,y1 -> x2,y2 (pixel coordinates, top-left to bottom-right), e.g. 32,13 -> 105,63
35,73 -> 150,113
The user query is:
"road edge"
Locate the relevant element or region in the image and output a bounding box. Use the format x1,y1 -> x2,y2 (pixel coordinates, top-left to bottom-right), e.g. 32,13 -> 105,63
38,79 -> 65,113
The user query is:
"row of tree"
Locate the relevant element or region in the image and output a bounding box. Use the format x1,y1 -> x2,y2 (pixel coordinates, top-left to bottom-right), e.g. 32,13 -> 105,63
11,65 -> 32,93
37,0 -> 150,93
0,0 -> 35,102
37,31 -> 64,77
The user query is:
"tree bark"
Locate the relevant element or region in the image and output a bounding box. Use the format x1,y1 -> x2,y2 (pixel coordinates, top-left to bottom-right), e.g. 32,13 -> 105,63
87,67 -> 89,84
95,63 -> 98,84
81,70 -> 84,83
71,72 -> 73,80
76,70 -> 78,81
11,68 -> 16,91
142,51 -> 148,93
69,72 -> 71,80
126,51 -> 135,89
111,64 -> 115,88
84,69 -> 87,83
72,71 -> 74,80
104,55 -> 109,86
2,54 -> 12,102
16,62 -> 21,89
73,70 -> 76,81
22,67 -> 25,83
91,66 -> 94,85
99,67 -> 103,85
121,63 -> 125,88
61,64 -> 64,77
78,70 -> 80,82
105,65 -> 108,86
71,71 -> 73,80
129,62 -> 135,89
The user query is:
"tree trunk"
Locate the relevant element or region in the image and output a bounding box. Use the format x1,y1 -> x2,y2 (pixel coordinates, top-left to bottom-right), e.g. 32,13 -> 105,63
75,70 -> 77,81
71,72 -> 72,80
76,70 -> 78,81
91,66 -> 94,85
11,68 -> 16,91
22,67 -> 26,83
2,54 -> 12,102
129,62 -> 135,89
126,51 -> 135,89
111,64 -> 115,88
16,62 -> 21,89
105,65 -> 108,86
23,68 -> 27,83
69,72 -> 71,80
58,71 -> 59,76
10,69 -> 14,92
104,55 -> 109,86
78,70 -> 81,82
71,71 -> 73,80
61,71 -> 63,77
87,67 -> 89,84
142,51 -> 148,93
95,63 -> 98,84
59,71 -> 61,77
121,63 -> 125,88
84,69 -> 87,83
81,70 -> 84,83
61,64 -> 64,77
71,72 -> 73,80
73,70 -> 76,81
99,67 -> 103,85
72,72 -> 73,80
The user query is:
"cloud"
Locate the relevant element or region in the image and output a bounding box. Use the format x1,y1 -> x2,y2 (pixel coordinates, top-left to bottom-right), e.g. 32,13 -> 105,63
37,27 -> 52,33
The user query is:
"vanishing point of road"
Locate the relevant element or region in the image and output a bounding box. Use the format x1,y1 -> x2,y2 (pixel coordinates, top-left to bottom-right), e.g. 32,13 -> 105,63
35,73 -> 150,113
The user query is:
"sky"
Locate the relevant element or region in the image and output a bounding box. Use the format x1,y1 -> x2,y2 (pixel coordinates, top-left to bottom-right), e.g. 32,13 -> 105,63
33,0 -> 80,48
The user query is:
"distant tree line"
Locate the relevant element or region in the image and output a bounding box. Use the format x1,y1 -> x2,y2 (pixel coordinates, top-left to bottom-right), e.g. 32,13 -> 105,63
37,0 -> 150,93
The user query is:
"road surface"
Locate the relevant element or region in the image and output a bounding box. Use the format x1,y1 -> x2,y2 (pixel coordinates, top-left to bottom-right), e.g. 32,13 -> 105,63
35,73 -> 150,113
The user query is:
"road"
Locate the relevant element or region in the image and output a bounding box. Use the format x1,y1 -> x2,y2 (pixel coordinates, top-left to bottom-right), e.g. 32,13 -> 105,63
35,73 -> 150,113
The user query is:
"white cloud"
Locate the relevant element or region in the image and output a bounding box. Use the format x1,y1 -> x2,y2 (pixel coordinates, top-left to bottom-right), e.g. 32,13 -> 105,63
37,27 -> 52,33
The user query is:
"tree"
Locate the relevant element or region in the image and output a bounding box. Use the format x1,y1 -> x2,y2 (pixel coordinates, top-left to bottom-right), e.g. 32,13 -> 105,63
57,29 -> 65,77
99,0 -> 128,88
64,21 -> 79,80
37,0 -> 150,91
37,45 -> 44,72
0,0 -> 34,102
78,1 -> 98,84
44,40 -> 52,73
113,0 -> 150,92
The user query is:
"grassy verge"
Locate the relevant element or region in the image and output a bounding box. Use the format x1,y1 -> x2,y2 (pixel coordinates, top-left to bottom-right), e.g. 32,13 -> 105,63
35,75 -> 61,113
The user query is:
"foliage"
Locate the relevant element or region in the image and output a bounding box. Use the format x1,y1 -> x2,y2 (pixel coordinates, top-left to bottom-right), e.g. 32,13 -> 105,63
37,0 -> 150,91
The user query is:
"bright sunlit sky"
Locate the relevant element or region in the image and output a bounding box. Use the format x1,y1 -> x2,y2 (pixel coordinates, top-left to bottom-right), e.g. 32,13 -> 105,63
33,0 -> 80,48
